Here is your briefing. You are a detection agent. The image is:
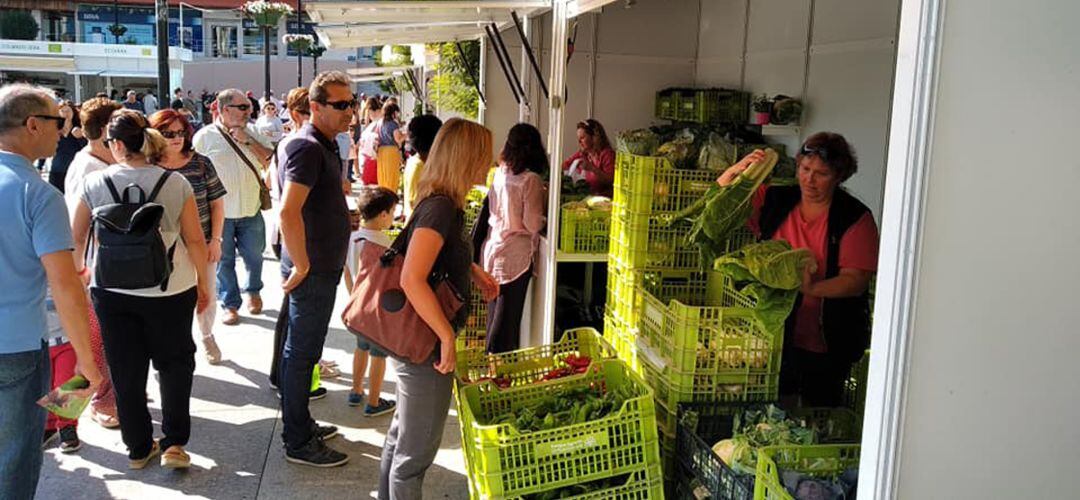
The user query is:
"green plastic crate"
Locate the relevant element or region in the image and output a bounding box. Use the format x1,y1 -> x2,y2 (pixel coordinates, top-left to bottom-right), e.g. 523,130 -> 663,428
787,407 -> 863,444
455,327 -> 614,386
638,334 -> 781,410
674,404 -> 760,500
560,207 -> 611,254
612,152 -> 717,216
754,445 -> 861,500
457,360 -> 662,499
609,212 -> 701,271
675,88 -> 750,124
603,313 -> 639,373
656,89 -> 679,120
522,465 -> 664,500
843,350 -> 871,416
457,286 -> 488,352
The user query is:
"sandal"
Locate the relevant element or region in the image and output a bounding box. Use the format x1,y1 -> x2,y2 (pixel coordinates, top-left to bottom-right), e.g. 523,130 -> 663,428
161,445 -> 191,469
129,441 -> 161,470
92,408 -> 120,429
318,360 -> 341,379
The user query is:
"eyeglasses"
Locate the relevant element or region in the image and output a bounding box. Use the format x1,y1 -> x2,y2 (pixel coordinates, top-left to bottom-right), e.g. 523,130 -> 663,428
160,130 -> 186,139
317,99 -> 358,111
226,104 -> 251,112
799,145 -> 829,161
103,137 -> 115,146
27,114 -> 65,127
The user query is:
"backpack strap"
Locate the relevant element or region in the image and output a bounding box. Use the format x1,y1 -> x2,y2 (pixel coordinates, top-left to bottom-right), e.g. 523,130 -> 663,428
147,171 -> 172,204
102,175 -> 123,204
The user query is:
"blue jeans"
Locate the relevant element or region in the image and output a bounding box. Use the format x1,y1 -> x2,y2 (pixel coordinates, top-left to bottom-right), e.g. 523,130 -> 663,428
0,345 -> 49,500
218,214 -> 266,310
280,269 -> 341,450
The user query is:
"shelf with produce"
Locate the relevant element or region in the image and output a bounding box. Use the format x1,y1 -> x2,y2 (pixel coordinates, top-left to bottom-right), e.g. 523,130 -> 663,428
757,124 -> 802,137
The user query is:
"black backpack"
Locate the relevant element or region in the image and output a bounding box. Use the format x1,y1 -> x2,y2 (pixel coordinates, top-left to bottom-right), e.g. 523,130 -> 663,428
88,171 -> 177,291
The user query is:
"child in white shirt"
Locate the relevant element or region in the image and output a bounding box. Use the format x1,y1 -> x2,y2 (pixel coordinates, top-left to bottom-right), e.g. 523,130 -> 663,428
344,186 -> 400,416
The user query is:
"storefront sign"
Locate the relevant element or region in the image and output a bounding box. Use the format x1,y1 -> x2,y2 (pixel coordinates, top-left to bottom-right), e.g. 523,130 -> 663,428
0,40 -> 192,61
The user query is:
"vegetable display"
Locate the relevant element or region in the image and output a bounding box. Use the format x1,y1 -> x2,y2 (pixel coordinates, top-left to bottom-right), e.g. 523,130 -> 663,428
480,377 -> 632,433
714,240 -> 814,291
673,148 -> 779,266
525,473 -> 632,499
711,405 -> 817,475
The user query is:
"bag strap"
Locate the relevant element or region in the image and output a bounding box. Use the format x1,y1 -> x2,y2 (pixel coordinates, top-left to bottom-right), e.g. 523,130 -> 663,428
217,124 -> 264,184
147,170 -> 172,204
384,195 -> 455,282
102,175 -> 123,204
120,184 -> 147,204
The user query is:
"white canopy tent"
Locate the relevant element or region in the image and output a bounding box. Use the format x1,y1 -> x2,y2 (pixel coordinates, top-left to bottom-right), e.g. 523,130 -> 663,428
304,0 -> 623,343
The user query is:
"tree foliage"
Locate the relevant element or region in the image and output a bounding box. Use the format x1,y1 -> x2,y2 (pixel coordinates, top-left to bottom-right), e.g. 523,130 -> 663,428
0,10 -> 40,41
425,41 -> 480,119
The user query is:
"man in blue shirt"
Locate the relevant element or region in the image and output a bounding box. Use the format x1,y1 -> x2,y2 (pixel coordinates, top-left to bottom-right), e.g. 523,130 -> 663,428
0,83 -> 103,500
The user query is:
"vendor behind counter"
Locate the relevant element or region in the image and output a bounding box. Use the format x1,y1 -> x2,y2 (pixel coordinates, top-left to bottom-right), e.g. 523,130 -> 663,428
561,119 -> 615,198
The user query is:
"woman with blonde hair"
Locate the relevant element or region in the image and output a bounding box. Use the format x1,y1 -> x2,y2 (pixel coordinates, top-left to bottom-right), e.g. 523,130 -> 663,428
72,109 -> 211,470
378,118 -> 499,499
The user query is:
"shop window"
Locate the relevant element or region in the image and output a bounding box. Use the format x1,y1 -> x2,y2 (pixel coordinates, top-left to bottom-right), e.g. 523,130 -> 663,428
242,22 -> 279,56
210,25 -> 238,58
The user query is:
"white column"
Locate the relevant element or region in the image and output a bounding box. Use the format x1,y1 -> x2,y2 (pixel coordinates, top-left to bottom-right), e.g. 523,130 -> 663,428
541,0 -> 570,344
478,36 -> 488,125
73,74 -> 82,102
517,15 -> 531,123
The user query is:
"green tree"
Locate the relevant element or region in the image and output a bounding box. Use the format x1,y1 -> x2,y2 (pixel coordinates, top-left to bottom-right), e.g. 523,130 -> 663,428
425,41 -> 480,119
0,10 -> 40,40
375,45 -> 415,97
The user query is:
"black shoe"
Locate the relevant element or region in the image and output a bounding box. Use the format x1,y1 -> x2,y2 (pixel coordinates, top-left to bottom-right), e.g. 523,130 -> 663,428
316,424 -> 338,441
59,426 -> 81,454
285,439 -> 349,468
42,429 -> 59,449
309,387 -> 327,401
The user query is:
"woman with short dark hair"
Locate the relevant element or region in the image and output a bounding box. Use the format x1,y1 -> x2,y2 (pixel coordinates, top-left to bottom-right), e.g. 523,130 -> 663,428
716,131 -> 878,406
479,123 -> 548,353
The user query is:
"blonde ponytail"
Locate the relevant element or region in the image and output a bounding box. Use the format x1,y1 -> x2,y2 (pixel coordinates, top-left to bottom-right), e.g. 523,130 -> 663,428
142,127 -> 168,164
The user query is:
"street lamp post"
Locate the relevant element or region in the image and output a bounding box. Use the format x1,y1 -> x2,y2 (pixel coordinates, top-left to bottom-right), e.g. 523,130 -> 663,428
241,2 -> 293,110
296,0 -> 303,87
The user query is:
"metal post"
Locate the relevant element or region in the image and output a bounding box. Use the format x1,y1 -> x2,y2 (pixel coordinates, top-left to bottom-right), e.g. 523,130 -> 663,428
156,0 -> 169,100
516,15 -> 531,123
263,26 -> 271,102
296,0 -> 303,87
484,25 -> 521,105
478,36 -> 487,124
542,0 -> 570,344
454,41 -> 485,104
512,11 -> 549,100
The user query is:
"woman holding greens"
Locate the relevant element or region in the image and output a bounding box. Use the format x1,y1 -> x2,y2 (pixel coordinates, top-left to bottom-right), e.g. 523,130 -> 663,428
716,132 -> 878,406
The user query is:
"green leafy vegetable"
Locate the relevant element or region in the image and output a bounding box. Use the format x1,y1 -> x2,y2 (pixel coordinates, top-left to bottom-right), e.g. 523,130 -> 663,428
714,240 -> 814,291
615,128 -> 661,156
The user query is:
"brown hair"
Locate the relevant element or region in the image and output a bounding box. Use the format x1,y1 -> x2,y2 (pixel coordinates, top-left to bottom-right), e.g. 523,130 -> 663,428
107,109 -> 167,163
500,123 -> 547,175
148,109 -> 194,154
796,132 -> 858,182
286,87 -> 310,115
79,97 -> 123,140
576,118 -> 611,151
308,71 -> 351,104
416,118 -> 493,208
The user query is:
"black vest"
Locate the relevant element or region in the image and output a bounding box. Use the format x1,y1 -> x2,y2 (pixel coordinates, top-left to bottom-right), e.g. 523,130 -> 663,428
759,185 -> 872,364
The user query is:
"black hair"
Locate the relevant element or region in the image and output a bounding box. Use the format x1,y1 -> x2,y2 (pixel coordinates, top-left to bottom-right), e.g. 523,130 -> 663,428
357,186 -> 399,221
500,123 -> 548,175
406,114 -> 443,157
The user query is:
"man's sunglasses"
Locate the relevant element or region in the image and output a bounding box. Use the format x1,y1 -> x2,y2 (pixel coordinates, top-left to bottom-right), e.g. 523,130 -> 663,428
226,104 -> 251,112
799,145 -> 829,161
26,114 -> 65,127
160,130 -> 186,139
317,99 -> 358,111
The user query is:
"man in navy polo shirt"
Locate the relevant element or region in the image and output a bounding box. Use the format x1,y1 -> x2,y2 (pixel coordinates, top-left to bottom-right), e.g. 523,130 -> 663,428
0,83 -> 102,499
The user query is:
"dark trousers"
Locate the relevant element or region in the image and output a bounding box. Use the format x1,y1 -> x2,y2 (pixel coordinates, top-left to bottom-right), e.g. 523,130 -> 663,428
92,288 -> 197,459
485,269 -> 532,354
269,294 -> 289,388
779,347 -> 851,407
280,270 -> 341,451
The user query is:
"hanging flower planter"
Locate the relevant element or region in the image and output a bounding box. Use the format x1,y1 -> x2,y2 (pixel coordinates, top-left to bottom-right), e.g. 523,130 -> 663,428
241,1 -> 294,28
283,33 -> 314,53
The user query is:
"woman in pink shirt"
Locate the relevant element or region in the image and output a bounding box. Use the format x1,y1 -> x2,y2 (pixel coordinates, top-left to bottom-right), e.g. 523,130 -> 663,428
561,119 -> 615,197
716,132 -> 878,406
481,124 -> 548,353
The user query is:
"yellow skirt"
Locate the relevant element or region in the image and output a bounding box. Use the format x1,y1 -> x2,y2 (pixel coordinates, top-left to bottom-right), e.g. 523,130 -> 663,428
376,146 -> 403,193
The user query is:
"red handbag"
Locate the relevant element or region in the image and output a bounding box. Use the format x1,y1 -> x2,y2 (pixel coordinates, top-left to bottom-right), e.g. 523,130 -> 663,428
341,202 -> 465,363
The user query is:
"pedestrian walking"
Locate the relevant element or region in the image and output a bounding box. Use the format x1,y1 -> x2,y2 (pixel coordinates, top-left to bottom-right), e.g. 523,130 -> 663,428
151,109 -> 228,365
0,83 -> 103,499
71,109 -> 211,470
193,89 -> 274,325
374,102 -> 406,193
276,71 -> 355,467
63,96 -> 124,429
378,118 -> 499,499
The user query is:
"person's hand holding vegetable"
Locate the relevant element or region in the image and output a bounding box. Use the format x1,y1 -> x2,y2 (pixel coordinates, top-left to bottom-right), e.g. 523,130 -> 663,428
716,149 -> 768,187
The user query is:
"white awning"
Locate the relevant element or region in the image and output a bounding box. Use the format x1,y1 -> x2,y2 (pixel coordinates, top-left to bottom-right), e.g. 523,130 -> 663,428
567,0 -> 620,18
0,55 -> 75,73
306,0 -> 549,48
346,65 -> 419,76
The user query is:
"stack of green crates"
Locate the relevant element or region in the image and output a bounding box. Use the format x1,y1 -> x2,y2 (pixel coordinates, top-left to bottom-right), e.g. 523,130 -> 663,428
457,286 -> 489,351
560,206 -> 611,254
454,339 -> 664,500
754,445 -> 861,500
655,88 -> 750,124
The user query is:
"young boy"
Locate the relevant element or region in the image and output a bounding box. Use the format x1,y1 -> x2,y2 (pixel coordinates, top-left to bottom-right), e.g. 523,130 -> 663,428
343,186 -> 399,417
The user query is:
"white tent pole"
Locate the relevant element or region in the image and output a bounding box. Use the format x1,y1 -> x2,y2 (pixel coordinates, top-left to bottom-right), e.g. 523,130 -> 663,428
478,35 -> 488,124
517,14 -> 531,123
542,0 -> 569,343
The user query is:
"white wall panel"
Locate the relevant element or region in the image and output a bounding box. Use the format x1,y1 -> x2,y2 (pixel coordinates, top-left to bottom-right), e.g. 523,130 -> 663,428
594,0 -> 701,58
742,51 -> 806,100
802,44 -> 896,216
897,1 -> 1080,496
694,0 -> 747,88
746,0 -> 811,52
812,0 -> 900,45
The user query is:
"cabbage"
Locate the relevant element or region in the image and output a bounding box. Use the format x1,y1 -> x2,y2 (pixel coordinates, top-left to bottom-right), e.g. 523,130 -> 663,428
697,132 -> 738,172
714,240 -> 814,291
615,128 -> 660,155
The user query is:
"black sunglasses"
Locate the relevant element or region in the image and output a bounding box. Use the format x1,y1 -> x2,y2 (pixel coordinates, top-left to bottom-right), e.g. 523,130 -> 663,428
160,130 -> 186,139
799,145 -> 829,161
317,99 -> 358,111
27,114 -> 65,127
226,104 -> 251,112
103,137 -> 115,146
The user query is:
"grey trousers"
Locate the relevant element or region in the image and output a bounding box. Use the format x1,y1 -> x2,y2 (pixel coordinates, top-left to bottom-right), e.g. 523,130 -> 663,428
378,354 -> 454,500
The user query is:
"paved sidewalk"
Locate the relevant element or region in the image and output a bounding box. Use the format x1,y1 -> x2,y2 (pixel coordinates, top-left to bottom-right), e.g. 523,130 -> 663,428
36,255 -> 470,500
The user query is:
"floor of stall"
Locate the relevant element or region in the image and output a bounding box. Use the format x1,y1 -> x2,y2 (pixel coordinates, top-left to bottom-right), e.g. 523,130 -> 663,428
36,233 -> 470,500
